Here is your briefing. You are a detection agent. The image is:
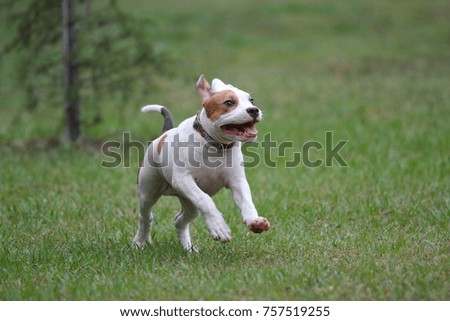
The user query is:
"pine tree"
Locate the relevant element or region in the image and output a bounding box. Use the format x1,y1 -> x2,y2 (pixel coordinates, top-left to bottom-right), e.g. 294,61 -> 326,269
1,0 -> 168,144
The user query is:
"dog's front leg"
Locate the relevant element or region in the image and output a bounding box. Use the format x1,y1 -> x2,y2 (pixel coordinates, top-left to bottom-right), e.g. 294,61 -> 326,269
172,173 -> 232,243
228,176 -> 270,234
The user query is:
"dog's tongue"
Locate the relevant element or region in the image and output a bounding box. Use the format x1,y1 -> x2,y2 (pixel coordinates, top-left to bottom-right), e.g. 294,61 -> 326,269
244,125 -> 258,137
222,122 -> 258,138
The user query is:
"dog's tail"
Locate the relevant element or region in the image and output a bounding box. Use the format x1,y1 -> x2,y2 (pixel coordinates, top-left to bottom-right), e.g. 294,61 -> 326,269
141,104 -> 174,133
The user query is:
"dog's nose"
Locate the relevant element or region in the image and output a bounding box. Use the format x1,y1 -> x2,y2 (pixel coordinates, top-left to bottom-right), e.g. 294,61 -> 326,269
246,107 -> 259,119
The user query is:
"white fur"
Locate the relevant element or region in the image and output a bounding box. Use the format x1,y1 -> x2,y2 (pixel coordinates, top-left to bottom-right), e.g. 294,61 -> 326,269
133,75 -> 270,250
141,104 -> 165,113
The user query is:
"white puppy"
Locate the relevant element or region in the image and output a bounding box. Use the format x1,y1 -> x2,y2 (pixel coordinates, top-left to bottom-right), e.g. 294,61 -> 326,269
133,75 -> 270,250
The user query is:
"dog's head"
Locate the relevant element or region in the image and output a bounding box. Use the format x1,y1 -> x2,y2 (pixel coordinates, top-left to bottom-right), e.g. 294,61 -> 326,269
196,74 -> 262,144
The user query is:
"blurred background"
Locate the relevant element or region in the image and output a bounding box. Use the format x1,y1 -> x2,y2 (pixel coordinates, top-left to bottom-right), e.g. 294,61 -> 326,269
1,0 -> 448,146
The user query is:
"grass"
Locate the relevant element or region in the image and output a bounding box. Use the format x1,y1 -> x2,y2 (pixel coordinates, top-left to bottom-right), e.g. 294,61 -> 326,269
0,0 -> 449,300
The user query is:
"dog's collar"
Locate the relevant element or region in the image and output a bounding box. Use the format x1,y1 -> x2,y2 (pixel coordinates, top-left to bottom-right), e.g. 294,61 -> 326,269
193,116 -> 235,150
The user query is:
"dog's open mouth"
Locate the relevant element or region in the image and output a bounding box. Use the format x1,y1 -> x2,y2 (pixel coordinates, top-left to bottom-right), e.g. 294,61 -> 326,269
221,121 -> 258,139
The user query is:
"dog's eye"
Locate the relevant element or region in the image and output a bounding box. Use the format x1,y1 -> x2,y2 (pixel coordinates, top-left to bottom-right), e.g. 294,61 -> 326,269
249,97 -> 255,104
224,100 -> 235,107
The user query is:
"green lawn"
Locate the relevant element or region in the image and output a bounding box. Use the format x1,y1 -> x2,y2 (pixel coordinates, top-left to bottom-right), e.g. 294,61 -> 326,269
0,0 -> 449,300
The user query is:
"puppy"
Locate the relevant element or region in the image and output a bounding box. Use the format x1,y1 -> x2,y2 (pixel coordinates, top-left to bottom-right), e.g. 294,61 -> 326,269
133,75 -> 270,250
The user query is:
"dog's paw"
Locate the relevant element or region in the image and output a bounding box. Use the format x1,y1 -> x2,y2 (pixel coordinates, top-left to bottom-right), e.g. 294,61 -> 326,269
248,217 -> 270,234
205,215 -> 232,243
178,233 -> 198,252
132,235 -> 151,248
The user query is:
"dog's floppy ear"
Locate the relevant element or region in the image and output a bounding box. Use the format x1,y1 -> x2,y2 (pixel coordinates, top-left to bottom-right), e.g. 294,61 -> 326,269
196,74 -> 211,102
211,78 -> 227,92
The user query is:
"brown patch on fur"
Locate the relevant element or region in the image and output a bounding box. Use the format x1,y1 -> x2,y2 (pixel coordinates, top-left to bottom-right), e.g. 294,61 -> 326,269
157,134 -> 168,155
203,90 -> 239,121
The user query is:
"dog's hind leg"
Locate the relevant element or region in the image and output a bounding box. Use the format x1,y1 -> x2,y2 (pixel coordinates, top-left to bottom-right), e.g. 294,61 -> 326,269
133,191 -> 160,247
174,196 -> 199,250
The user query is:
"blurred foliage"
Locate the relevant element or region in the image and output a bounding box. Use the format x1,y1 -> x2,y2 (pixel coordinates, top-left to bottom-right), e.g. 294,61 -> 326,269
0,0 -> 169,124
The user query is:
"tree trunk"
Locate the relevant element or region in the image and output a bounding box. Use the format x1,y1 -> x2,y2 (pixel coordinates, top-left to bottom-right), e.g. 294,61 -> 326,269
62,0 -> 80,144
